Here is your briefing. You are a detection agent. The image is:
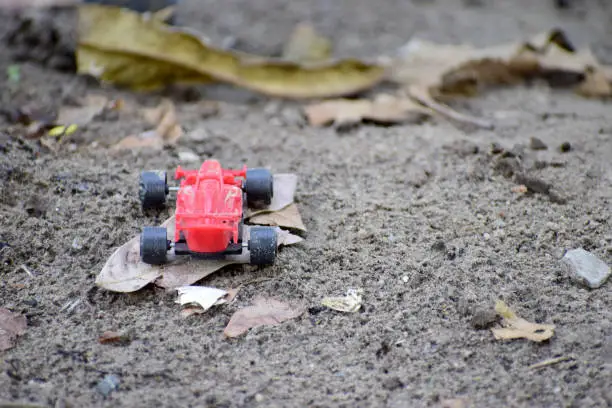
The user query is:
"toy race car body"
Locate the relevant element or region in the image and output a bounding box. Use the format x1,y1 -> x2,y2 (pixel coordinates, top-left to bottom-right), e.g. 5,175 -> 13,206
138,159 -> 277,266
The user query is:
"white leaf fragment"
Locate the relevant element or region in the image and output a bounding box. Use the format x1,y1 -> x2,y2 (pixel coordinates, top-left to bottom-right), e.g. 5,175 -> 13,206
321,288 -> 364,313
176,286 -> 228,311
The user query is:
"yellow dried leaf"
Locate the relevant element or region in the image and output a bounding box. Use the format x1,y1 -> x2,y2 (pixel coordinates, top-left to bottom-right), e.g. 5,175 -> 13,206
321,288 -> 363,313
491,300 -> 555,342
283,22 -> 332,63
76,5 -> 385,98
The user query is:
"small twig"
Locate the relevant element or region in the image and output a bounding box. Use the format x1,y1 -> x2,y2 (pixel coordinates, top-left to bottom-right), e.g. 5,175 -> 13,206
13,264 -> 34,278
407,86 -> 495,130
528,356 -> 574,370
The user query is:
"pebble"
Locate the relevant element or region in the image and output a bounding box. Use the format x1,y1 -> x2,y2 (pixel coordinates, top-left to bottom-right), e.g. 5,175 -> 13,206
559,142 -> 572,153
561,248 -> 611,288
178,150 -> 200,163
470,308 -> 498,329
529,137 -> 548,150
96,374 -> 120,397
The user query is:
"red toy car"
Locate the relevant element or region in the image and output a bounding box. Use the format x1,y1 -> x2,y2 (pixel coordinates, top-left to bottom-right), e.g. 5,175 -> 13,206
138,159 -> 277,266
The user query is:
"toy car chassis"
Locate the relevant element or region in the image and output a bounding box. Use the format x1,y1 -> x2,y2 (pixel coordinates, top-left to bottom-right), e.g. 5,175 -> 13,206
138,159 -> 277,266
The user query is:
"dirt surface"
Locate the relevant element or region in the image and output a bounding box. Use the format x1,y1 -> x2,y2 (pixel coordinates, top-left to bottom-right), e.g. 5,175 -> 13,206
1,0 -> 611,407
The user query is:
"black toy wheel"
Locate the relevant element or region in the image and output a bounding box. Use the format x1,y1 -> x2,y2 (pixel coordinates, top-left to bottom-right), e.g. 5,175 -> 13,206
139,170 -> 168,210
248,226 -> 277,266
140,226 -> 169,265
244,168 -> 273,209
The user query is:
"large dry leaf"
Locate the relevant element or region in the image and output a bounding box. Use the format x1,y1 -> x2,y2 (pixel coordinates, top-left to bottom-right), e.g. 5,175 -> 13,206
491,300 -> 555,342
0,308 -> 27,352
112,98 -> 183,150
304,93 -> 431,127
249,203 -> 307,232
223,296 -> 304,338
94,216 -> 175,292
282,22 -> 332,63
76,5 -> 385,98
390,29 -> 612,98
245,173 -> 298,218
98,217 -> 302,292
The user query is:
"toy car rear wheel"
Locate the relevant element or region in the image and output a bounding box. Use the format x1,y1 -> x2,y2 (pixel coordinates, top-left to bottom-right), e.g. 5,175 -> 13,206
140,226 -> 169,265
248,226 -> 277,265
139,171 -> 168,210
245,168 -> 273,208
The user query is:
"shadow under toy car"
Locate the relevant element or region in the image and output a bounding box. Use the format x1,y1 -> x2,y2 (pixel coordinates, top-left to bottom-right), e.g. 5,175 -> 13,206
138,159 -> 277,266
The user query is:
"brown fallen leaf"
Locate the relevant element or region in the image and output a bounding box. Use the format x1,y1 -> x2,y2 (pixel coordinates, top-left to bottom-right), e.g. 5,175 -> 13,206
304,93 -> 430,127
76,5 -> 385,98
0,308 -> 27,352
282,22 -> 332,63
112,98 -> 183,150
249,203 -> 307,232
390,29 -> 612,98
511,184 -> 528,194
98,330 -> 131,345
223,296 -> 304,338
491,300 -> 555,342
56,94 -> 111,127
98,218 -> 302,292
245,173 -> 298,218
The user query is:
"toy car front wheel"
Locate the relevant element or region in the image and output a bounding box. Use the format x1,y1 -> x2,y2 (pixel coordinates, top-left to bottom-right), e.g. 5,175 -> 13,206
248,226 -> 277,265
139,171 -> 168,210
140,226 -> 169,265
245,168 -> 273,208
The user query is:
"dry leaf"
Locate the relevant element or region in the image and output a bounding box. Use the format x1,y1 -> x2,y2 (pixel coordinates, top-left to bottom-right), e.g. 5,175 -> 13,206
249,203 -> 307,231
98,331 -> 131,345
512,184 -> 528,194
98,218 -> 302,292
491,300 -> 555,342
277,228 -> 304,246
390,29 -> 612,98
245,173 -> 298,218
76,5 -> 385,98
94,216 -> 174,292
283,22 -> 332,63
321,288 -> 363,313
223,296 -> 304,338
175,286 -> 228,310
441,398 -> 470,408
113,99 -> 183,150
56,94 -> 110,127
304,93 -> 430,127
0,308 -> 27,352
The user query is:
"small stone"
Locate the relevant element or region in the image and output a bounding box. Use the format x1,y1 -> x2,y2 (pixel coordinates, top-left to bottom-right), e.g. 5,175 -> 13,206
178,150 -> 199,163
559,142 -> 572,153
490,142 -> 504,154
470,308 -> 498,329
562,248 -> 610,288
382,376 -> 404,391
96,374 -> 120,397
254,394 -> 265,403
529,137 -> 548,150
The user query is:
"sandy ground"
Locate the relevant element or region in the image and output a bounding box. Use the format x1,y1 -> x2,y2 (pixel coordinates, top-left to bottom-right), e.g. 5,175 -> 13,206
1,0 -> 611,407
